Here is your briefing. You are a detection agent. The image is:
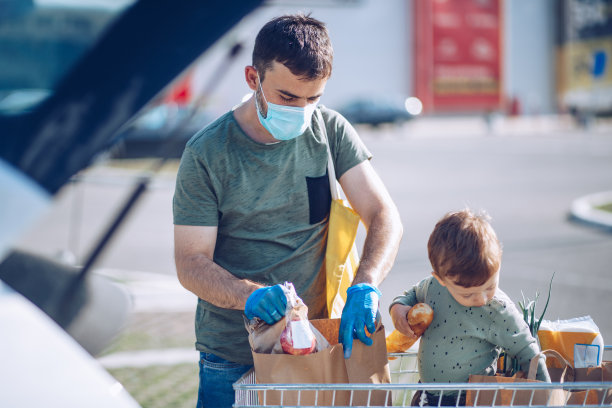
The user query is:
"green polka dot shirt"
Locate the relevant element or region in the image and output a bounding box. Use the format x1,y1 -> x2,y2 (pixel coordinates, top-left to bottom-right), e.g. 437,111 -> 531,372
390,276 -> 551,384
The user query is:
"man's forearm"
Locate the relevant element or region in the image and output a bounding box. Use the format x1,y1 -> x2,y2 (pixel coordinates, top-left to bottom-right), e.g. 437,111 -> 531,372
352,205 -> 403,286
176,253 -> 261,310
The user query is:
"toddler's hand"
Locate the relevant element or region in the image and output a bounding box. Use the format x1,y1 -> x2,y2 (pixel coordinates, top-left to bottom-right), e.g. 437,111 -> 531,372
390,304 -> 416,337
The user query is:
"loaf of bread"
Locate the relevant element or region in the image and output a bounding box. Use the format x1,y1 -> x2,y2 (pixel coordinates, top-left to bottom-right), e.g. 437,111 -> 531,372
386,303 -> 434,354
407,303 -> 434,336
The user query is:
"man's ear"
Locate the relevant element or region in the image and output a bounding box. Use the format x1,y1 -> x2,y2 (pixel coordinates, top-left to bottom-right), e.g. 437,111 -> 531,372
245,65 -> 258,91
431,270 -> 447,287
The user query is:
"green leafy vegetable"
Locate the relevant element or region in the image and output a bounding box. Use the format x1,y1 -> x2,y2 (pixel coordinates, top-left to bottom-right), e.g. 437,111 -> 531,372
500,272 -> 555,376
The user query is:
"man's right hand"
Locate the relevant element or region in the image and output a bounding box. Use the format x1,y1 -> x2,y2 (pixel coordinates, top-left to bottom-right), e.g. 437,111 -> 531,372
244,285 -> 287,324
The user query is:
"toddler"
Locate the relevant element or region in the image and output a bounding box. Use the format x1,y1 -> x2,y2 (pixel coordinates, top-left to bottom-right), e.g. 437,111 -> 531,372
389,209 -> 550,406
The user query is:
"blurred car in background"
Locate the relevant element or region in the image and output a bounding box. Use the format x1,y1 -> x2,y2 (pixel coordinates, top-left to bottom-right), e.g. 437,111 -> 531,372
109,70 -> 215,159
336,96 -> 422,127
110,102 -> 214,159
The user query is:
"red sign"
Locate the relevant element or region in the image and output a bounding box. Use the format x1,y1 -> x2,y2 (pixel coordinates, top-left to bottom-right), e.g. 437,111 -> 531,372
414,0 -> 504,113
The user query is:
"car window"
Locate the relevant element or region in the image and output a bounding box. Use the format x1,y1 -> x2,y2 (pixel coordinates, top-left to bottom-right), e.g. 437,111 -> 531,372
0,0 -> 134,114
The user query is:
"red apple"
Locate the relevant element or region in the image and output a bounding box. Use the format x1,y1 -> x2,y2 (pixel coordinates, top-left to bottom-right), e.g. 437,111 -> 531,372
280,319 -> 316,355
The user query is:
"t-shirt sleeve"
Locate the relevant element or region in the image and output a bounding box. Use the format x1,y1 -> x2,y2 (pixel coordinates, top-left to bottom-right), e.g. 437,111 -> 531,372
321,106 -> 372,179
388,276 -> 431,311
173,145 -> 219,226
486,295 -> 551,382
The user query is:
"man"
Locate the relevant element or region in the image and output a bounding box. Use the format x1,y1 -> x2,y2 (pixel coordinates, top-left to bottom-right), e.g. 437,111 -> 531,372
173,14 -> 403,408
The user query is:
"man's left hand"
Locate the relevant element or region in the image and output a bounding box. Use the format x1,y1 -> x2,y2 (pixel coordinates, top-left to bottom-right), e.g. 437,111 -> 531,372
339,283 -> 381,359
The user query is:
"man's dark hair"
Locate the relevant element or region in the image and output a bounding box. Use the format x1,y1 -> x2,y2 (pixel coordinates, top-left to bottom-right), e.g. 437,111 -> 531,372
253,14 -> 333,81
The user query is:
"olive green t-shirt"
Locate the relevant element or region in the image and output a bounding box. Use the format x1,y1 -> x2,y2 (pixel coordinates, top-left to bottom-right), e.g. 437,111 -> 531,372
173,106 -> 371,364
390,276 -> 550,384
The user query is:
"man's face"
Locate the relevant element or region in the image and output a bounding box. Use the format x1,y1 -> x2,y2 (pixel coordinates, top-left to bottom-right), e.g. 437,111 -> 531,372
433,270 -> 500,307
255,61 -> 328,117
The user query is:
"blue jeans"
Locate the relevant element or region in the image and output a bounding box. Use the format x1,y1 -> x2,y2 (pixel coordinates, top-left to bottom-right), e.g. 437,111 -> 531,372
197,352 -> 253,408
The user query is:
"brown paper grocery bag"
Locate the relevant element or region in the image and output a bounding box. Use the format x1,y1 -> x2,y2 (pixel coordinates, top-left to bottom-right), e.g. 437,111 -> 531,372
548,359 -> 612,405
466,351 -> 567,406
466,375 -> 567,406
345,322 -> 392,406
251,318 -> 391,406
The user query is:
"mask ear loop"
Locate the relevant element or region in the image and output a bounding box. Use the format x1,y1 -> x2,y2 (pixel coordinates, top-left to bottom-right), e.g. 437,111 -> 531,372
255,72 -> 268,119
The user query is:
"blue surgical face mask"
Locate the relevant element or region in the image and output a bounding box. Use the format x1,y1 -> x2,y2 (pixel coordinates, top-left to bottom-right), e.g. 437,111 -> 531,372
255,75 -> 318,141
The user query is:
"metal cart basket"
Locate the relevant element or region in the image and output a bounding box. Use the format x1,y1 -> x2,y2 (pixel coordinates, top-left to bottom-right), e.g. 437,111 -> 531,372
234,351 -> 612,407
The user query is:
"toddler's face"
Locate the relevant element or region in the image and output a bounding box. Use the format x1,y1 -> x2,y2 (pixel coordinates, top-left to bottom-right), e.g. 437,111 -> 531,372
434,271 -> 499,307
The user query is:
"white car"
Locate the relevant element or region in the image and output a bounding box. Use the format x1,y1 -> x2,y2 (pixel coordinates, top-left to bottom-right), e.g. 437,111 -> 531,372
0,0 -> 262,406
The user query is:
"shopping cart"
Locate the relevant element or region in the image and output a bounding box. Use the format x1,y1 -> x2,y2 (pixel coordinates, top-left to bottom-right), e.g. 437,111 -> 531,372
233,351 -> 612,407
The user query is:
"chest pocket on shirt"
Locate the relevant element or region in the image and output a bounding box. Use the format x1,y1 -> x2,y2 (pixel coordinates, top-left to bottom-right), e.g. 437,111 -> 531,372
306,172 -> 331,224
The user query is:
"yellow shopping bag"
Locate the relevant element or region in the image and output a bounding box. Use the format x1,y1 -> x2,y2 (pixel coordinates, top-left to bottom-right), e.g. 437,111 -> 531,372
326,198 -> 360,318
318,109 -> 361,319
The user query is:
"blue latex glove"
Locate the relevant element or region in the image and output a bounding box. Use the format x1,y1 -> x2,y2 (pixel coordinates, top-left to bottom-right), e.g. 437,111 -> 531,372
244,285 -> 287,325
339,283 -> 381,359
